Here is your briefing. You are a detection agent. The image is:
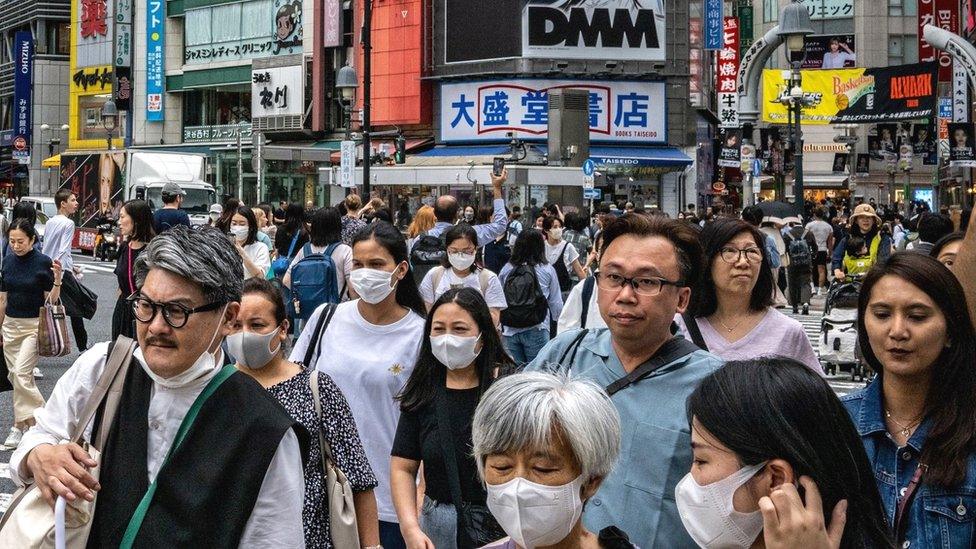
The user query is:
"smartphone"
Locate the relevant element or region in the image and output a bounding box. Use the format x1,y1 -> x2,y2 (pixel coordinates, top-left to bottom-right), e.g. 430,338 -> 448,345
493,157 -> 505,177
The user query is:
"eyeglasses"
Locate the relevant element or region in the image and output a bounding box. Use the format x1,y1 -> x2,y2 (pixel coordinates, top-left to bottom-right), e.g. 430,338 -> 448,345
719,247 -> 763,264
128,294 -> 224,329
595,271 -> 684,296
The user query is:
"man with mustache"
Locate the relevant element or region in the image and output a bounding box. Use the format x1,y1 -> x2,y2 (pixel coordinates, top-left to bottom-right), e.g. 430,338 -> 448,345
10,225 -> 307,547
527,214 -> 723,548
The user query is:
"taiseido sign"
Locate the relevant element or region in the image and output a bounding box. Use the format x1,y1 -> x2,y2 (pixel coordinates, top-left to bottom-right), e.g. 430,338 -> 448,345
522,0 -> 667,62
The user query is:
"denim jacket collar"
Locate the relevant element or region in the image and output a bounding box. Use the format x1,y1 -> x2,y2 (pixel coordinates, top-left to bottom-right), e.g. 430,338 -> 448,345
857,379 -> 932,455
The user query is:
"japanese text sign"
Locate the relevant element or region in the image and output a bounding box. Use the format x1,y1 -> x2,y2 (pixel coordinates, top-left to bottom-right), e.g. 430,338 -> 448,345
717,17 -> 740,129
919,0 -> 957,82
13,31 -> 33,164
439,79 -> 666,144
251,65 -> 304,117
802,0 -> 854,20
146,0 -> 164,121
704,0 -> 722,50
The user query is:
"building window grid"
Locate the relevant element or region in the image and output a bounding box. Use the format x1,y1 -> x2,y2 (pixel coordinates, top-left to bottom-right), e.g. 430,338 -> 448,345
763,0 -> 778,23
888,0 -> 918,17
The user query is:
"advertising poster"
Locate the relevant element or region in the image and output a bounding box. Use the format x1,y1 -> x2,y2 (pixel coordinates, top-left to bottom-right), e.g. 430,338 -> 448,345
439,79 -> 666,144
522,0 -> 666,61
801,34 -> 855,69
912,123 -> 937,165
718,129 -> 741,168
13,31 -> 33,165
855,153 -> 870,175
868,124 -> 898,160
898,142 -> 913,171
146,0 -> 164,121
59,152 -> 126,224
759,127 -> 785,175
273,0 -> 302,55
831,153 -> 848,174
949,123 -> 976,167
762,62 -> 939,124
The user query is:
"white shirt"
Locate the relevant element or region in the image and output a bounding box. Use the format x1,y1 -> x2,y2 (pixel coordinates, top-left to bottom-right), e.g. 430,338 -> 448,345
284,242 -> 353,293
821,50 -> 855,69
10,343 -> 306,548
556,277 -> 607,334
242,241 -> 271,279
544,240 -> 580,273
41,214 -> 75,272
290,300 -> 425,523
418,267 -> 507,309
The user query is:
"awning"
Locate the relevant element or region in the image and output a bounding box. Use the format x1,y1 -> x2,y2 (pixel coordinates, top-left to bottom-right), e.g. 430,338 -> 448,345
42,154 -> 60,168
589,146 -> 693,169
407,144 -> 546,167
796,174 -> 849,188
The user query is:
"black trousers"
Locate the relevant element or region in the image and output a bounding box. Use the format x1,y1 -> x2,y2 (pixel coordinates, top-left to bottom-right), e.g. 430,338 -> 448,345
61,271 -> 90,351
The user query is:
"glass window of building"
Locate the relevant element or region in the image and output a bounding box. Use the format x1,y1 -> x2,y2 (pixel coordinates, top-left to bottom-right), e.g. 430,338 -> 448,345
888,0 -> 917,16
888,35 -> 919,65
763,0 -> 778,23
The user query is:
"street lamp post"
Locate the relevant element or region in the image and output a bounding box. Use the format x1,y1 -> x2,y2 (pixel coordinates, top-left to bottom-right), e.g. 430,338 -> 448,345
336,65 -> 358,141
362,0 -> 373,197
778,1 -> 814,217
101,100 -> 118,151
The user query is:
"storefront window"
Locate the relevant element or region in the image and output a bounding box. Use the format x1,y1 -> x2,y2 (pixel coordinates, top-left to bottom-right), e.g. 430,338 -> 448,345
183,89 -> 251,127
77,96 -> 127,142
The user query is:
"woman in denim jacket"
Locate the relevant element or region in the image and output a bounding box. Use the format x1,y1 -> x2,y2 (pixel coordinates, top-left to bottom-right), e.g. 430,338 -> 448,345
842,253 -> 976,548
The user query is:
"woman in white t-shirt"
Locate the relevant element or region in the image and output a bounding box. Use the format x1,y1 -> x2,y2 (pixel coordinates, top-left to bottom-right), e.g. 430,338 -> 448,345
419,224 -> 507,326
283,206 -> 353,297
289,221 -> 426,549
229,206 -> 271,279
542,216 -> 587,299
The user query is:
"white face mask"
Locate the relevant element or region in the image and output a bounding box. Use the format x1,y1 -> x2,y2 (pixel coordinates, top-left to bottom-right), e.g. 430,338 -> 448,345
226,327 -> 282,370
486,475 -> 585,549
209,212 -> 221,222
675,462 -> 767,549
141,303 -> 229,389
230,226 -> 249,242
549,227 -> 563,241
430,333 -> 480,370
350,267 -> 399,304
448,252 -> 476,271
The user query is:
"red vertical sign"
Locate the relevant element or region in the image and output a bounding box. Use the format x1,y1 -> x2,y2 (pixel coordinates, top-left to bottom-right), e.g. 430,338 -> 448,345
717,17 -> 740,128
920,0 -> 958,82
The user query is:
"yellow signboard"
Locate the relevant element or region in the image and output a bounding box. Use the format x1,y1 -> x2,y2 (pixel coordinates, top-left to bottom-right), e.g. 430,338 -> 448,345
762,68 -> 868,125
69,0 -> 121,151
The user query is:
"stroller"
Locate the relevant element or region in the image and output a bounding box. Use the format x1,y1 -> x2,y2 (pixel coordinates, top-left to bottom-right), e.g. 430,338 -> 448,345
820,276 -> 870,381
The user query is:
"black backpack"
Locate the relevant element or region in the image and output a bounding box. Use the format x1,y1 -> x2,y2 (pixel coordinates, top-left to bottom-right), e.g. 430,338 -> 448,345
787,231 -> 812,268
483,235 -> 512,274
410,232 -> 446,284
552,243 -> 572,292
500,264 -> 549,328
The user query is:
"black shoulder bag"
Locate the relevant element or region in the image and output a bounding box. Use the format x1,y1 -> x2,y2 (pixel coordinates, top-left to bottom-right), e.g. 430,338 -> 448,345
434,388 -> 505,548
681,312 -> 709,351
558,330 -> 701,396
302,303 -> 339,367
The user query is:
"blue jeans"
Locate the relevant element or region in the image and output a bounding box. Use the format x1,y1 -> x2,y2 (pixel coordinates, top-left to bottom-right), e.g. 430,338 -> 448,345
379,520 -> 406,549
504,328 -> 550,365
419,496 -> 457,549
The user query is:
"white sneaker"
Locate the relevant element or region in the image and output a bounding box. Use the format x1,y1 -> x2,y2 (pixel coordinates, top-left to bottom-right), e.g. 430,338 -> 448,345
3,427 -> 23,449
33,367 -> 43,379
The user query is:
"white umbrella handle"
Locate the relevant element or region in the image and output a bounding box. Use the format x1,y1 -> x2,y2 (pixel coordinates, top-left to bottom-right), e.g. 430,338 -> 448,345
54,496 -> 66,549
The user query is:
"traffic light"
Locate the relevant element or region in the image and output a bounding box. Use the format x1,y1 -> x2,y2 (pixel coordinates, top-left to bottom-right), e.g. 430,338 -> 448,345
395,135 -> 406,164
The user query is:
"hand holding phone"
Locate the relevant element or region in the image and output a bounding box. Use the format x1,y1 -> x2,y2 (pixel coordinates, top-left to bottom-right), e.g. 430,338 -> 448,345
493,157 -> 505,177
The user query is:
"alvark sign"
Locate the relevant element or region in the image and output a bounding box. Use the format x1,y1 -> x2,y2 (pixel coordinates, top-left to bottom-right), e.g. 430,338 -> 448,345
522,0 -> 666,62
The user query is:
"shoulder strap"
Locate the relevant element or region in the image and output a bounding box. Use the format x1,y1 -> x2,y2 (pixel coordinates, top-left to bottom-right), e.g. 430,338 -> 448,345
300,242 -> 314,257
580,276 -> 595,329
557,329 -> 590,369
681,313 -> 709,351
325,242 -> 340,257
433,387 -> 472,547
605,337 -> 701,396
557,241 -> 569,261
286,232 -> 300,257
309,370 -> 335,464
303,303 -> 339,367
120,364 -> 237,549
75,337 -> 137,446
431,266 -> 445,293
478,268 -> 492,294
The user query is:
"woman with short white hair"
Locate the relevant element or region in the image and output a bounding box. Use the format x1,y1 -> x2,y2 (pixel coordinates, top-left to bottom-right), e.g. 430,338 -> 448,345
472,372 -> 637,549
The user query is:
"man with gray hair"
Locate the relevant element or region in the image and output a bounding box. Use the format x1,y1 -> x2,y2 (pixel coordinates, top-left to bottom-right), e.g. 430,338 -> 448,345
11,225 -> 307,547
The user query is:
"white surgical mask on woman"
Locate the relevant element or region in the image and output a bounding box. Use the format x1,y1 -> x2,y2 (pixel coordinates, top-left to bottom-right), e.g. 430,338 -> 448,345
549,227 -> 563,241
349,267 -> 398,304
486,475 -> 585,549
230,226 -> 249,242
674,462 -> 767,549
226,327 -> 282,370
430,333 -> 480,370
448,252 -> 476,271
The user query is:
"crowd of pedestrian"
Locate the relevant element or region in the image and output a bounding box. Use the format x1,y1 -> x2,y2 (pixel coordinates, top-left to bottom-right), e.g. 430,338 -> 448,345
3,182 -> 976,549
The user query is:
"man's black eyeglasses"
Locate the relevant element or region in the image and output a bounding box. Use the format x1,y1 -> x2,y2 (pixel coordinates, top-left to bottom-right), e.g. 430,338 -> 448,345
127,294 -> 223,329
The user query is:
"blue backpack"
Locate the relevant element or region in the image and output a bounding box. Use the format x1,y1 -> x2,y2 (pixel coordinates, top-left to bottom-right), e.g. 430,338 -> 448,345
289,243 -> 341,320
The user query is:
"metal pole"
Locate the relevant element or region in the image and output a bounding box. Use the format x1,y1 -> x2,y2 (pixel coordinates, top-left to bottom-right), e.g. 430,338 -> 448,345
361,0 -> 372,197
792,66 -> 805,217
237,130 -> 243,201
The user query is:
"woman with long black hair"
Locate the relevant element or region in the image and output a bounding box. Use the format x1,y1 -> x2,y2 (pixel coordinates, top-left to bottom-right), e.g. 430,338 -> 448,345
274,202 -> 310,268
498,229 -> 562,364
843,252 -> 976,548
291,221 -> 426,549
682,357 -> 893,549
391,288 -> 514,548
111,199 -> 155,339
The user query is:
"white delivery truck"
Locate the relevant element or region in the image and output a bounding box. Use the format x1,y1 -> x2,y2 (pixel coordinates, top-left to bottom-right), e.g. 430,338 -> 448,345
125,151 -> 217,226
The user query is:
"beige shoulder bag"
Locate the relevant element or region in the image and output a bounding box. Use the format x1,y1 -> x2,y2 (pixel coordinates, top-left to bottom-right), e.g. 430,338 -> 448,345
309,369 -> 361,548
0,336 -> 137,548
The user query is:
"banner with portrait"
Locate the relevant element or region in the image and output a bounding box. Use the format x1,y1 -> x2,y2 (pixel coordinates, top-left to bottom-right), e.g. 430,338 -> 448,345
762,62 -> 939,124
868,124 -> 898,160
949,123 -> 976,167
855,153 -> 870,175
718,129 -> 742,168
801,34 -> 855,69
759,127 -> 785,175
831,153 -> 848,174
911,123 -> 938,165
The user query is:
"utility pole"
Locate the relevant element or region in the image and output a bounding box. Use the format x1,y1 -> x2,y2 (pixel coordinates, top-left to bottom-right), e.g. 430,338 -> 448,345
361,0 -> 373,197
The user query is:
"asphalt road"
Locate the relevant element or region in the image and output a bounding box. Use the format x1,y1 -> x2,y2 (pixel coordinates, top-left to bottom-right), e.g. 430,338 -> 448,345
0,257 -> 871,514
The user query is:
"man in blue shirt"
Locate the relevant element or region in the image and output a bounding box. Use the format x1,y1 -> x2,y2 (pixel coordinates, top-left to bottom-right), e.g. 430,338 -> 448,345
409,169 -> 508,252
152,182 -> 191,234
527,214 -> 723,548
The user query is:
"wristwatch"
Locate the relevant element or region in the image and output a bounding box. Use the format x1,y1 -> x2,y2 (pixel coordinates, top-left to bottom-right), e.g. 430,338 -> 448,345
363,546 -> 383,549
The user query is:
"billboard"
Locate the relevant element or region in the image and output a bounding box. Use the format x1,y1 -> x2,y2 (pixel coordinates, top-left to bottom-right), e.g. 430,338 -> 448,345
13,31 -> 33,165
919,0 -> 957,82
717,129 -> 741,168
59,152 -> 126,222
717,17 -> 739,128
445,0 -> 520,63
801,34 -> 855,70
949,123 -> 976,167
146,0 -> 164,121
251,65 -> 305,117
76,0 -> 114,69
762,62 -> 939,125
273,0 -> 302,55
439,79 -> 666,144
704,0 -> 722,50
522,0 -> 666,62
802,0 -> 854,20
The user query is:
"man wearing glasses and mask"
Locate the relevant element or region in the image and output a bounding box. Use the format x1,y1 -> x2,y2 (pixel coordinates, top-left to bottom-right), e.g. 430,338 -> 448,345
10,225 -> 307,547
527,214 -> 723,549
